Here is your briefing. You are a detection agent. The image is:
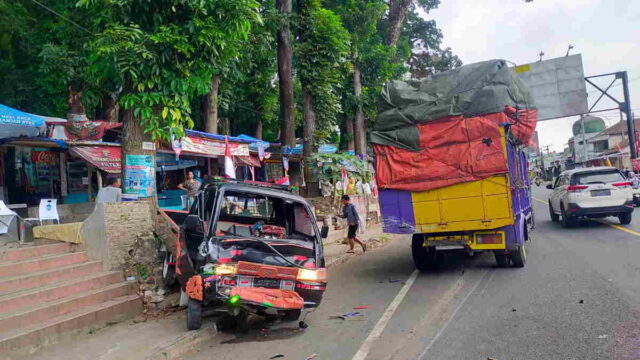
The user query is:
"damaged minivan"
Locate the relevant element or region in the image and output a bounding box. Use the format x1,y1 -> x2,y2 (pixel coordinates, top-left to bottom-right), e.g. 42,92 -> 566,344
175,178 -> 328,330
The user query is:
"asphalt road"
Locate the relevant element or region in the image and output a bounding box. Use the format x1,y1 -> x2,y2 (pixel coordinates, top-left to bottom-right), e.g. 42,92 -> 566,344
188,186 -> 640,360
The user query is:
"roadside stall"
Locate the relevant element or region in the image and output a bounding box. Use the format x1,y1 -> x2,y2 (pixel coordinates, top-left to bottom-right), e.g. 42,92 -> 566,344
67,142 -> 121,203
156,130 -> 253,210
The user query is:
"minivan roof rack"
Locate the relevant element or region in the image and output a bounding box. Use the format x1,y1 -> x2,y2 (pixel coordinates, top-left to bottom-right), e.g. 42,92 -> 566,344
199,176 -> 295,192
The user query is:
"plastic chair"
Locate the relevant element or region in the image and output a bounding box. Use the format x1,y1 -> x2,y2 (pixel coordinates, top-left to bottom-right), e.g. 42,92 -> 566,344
0,201 -> 18,235
24,199 -> 60,225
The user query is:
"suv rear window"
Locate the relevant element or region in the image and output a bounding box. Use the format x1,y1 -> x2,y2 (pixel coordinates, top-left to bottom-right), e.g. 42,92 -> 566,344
571,170 -> 625,185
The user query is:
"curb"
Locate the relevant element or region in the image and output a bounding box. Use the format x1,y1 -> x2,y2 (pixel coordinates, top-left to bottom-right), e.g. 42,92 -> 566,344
144,321 -> 217,360
325,236 -> 394,269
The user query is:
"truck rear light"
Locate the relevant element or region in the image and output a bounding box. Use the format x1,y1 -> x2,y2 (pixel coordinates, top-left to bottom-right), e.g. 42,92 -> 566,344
567,185 -> 588,192
230,250 -> 244,256
612,181 -> 632,188
475,233 -> 503,244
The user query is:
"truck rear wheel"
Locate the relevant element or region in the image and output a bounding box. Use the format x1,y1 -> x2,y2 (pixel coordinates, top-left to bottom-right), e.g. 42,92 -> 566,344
412,234 -> 434,271
511,244 -> 527,268
494,252 -> 510,267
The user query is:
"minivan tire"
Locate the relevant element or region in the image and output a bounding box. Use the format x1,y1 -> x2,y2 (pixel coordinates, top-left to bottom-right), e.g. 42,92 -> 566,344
618,212 -> 632,225
187,298 -> 203,330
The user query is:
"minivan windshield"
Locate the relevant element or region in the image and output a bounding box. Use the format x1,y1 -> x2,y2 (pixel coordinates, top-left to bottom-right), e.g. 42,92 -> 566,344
214,191 -> 316,241
571,170 -> 625,185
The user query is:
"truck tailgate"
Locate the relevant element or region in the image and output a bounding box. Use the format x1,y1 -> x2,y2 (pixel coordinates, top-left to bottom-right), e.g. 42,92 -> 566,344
412,174 -> 514,233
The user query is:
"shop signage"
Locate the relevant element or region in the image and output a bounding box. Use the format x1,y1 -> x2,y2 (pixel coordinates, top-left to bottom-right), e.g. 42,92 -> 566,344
180,136 -> 249,157
124,154 -> 156,198
32,151 -> 57,164
70,146 -> 121,173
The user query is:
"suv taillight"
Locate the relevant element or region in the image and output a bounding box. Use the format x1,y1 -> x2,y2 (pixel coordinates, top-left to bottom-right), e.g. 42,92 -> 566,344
612,181 -> 632,188
567,185 -> 588,192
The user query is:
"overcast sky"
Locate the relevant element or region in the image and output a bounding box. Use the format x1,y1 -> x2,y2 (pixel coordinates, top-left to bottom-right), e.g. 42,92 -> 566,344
429,0 -> 640,152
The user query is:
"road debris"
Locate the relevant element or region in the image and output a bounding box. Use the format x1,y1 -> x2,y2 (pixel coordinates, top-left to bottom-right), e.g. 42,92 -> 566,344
305,354 -> 317,360
511,308 -> 516,312
269,354 -> 285,359
353,306 -> 370,310
579,299 -> 584,304
598,334 -> 609,339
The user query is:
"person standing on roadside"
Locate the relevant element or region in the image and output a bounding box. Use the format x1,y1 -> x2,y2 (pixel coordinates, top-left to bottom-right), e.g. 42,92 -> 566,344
339,195 -> 366,254
178,171 -> 200,208
95,177 -> 122,203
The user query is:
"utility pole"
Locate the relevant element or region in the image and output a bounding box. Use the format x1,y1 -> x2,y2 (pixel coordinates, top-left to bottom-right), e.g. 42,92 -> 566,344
620,71 -> 637,159
581,114 -> 588,165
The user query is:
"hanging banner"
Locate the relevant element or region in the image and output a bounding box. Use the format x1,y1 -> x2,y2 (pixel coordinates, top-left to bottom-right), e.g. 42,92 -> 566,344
124,154 -> 156,198
180,136 -> 249,157
70,146 -> 121,173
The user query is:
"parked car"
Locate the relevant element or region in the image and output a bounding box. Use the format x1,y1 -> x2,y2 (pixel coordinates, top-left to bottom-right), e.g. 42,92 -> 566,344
547,167 -> 634,227
174,178 -> 328,330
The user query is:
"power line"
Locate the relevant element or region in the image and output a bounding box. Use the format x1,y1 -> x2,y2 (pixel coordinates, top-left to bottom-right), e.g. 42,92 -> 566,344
29,0 -> 93,35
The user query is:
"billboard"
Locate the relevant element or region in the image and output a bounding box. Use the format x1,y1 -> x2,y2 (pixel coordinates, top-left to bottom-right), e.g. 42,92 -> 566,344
512,54 -> 588,121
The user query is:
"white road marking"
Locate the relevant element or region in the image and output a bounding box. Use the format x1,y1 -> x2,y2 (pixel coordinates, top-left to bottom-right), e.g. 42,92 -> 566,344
418,269 -> 495,359
351,269 -> 420,360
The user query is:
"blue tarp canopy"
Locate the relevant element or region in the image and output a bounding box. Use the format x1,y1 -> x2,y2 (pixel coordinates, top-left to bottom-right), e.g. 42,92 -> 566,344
156,152 -> 198,171
236,134 -> 271,151
291,144 -> 337,155
185,130 -> 253,144
0,104 -> 46,139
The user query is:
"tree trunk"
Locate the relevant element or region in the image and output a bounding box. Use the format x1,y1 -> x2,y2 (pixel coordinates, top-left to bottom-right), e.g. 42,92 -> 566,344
276,0 -> 296,148
387,0 -> 414,47
302,84 -> 319,195
67,83 -> 86,121
204,75 -> 220,134
104,93 -> 119,122
353,62 -> 366,156
121,107 -> 156,200
345,118 -> 355,151
220,117 -> 230,136
255,117 -> 263,140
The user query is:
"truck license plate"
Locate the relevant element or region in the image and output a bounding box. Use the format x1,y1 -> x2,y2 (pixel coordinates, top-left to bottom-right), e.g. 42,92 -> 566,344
591,189 -> 611,197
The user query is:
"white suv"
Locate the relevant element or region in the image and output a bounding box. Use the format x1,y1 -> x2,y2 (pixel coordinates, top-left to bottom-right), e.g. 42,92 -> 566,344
547,167 -> 634,227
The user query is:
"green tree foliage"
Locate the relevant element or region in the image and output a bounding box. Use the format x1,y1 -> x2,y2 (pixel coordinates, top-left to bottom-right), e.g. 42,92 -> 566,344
296,0 -> 350,143
0,0 -> 460,157
82,0 -> 260,141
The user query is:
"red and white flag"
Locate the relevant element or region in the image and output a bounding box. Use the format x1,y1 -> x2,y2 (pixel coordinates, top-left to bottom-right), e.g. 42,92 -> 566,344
224,136 -> 236,179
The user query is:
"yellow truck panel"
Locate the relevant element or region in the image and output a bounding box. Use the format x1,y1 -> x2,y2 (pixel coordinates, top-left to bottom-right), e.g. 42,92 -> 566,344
412,174 -> 514,233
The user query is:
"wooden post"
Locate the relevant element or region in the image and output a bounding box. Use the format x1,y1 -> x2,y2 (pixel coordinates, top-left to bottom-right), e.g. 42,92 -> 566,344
97,170 -> 103,189
87,166 -> 92,202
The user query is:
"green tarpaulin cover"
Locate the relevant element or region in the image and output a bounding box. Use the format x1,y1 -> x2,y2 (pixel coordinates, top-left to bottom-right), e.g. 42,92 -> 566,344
371,59 -> 536,151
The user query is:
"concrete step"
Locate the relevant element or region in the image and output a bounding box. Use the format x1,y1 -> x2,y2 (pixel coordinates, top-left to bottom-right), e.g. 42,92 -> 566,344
0,243 -> 74,263
0,252 -> 88,278
0,294 -> 142,357
0,261 -> 102,294
0,271 -> 124,314
0,282 -> 136,331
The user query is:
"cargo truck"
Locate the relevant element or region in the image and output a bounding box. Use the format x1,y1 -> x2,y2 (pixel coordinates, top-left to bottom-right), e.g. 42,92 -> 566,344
372,60 -> 537,269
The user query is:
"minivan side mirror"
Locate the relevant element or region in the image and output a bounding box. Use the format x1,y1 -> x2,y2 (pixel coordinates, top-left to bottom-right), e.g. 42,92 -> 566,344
546,184 -> 554,190
184,214 -> 202,232
320,225 -> 329,239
